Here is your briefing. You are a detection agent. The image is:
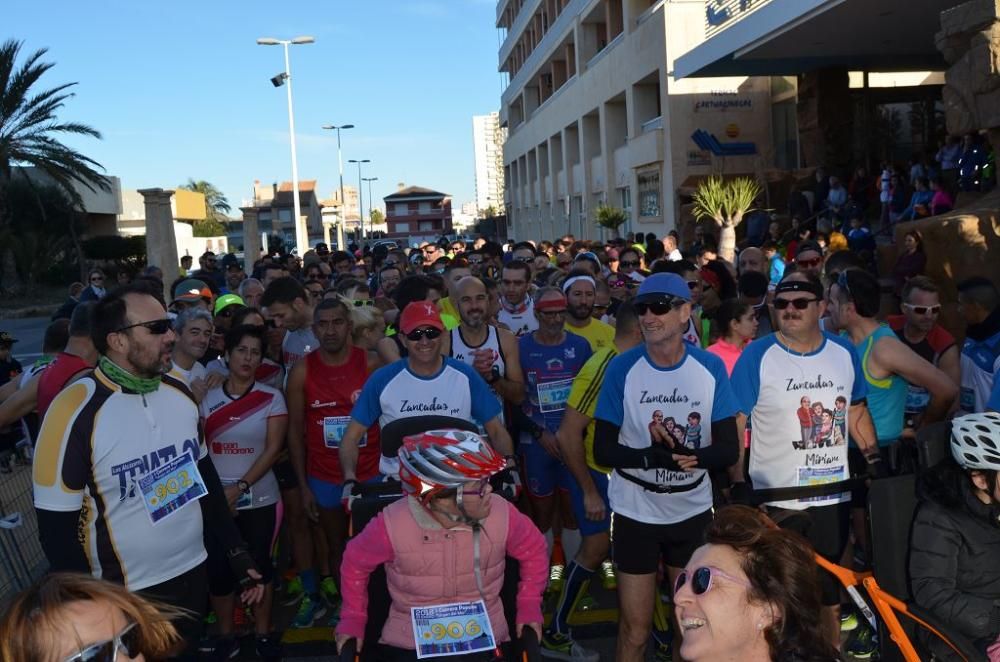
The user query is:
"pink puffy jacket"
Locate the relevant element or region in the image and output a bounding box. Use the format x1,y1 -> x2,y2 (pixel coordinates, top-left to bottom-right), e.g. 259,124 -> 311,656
337,496 -> 547,650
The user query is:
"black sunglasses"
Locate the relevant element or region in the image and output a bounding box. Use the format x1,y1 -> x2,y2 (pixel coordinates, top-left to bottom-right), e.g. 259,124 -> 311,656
116,318 -> 172,335
773,297 -> 819,310
62,621 -> 140,662
405,327 -> 442,341
353,299 -> 374,307
619,260 -> 640,268
674,566 -> 750,597
634,298 -> 682,316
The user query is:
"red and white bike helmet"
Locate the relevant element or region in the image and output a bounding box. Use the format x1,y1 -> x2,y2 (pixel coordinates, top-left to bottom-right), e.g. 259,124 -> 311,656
398,429 -> 506,501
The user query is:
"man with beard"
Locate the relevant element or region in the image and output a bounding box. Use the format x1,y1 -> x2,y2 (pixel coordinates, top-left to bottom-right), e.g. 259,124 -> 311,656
443,277 -> 524,412
33,285 -> 263,659
730,272 -> 883,650
563,271 -> 614,352
285,298 -> 383,628
498,260 -> 538,337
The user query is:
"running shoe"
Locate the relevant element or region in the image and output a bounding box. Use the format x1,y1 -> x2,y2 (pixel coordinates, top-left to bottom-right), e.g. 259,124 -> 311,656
540,631 -> 599,661
547,562 -> 565,594
291,594 -> 328,629
845,623 -> 878,659
255,634 -> 283,662
840,607 -> 859,632
320,576 -> 340,607
599,559 -> 616,591
282,575 -> 304,606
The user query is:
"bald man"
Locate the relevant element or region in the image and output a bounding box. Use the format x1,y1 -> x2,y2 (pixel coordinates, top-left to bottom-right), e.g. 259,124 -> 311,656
738,247 -> 766,275
442,276 -> 524,408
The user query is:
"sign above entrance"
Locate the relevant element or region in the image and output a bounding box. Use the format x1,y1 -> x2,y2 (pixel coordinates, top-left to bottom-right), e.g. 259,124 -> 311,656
705,0 -> 775,38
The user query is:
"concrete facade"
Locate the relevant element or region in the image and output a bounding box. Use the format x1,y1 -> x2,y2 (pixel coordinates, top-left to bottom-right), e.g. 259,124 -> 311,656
498,0 -> 771,241
473,112 -> 507,213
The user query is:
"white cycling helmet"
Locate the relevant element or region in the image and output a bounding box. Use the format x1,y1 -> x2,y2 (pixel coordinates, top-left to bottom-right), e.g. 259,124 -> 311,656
398,429 -> 505,501
950,412 -> 1000,470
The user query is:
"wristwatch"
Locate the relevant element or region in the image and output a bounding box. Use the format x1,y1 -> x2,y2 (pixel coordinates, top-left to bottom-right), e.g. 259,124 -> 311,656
237,480 -> 251,494
487,366 -> 501,384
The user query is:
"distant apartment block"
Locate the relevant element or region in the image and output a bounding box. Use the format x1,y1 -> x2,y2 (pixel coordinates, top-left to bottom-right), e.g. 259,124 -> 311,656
473,112 -> 507,213
383,185 -> 453,239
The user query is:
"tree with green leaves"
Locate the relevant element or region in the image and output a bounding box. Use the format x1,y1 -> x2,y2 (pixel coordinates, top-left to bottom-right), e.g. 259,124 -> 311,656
0,39 -> 109,292
691,176 -> 761,263
180,179 -> 231,222
369,207 -> 385,227
594,204 -> 629,238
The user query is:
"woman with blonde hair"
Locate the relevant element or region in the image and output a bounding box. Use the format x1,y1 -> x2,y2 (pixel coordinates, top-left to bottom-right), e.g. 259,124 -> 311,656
0,572 -> 183,661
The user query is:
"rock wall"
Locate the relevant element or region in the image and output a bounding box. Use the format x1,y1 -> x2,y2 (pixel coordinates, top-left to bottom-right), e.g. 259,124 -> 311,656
937,0 -> 1000,138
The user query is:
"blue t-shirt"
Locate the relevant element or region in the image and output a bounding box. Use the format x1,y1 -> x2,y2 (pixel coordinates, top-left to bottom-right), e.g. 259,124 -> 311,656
731,333 -> 866,510
594,344 -> 739,524
519,332 -> 592,433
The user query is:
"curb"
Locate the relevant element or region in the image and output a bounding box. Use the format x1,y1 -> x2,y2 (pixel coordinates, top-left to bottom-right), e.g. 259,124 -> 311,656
0,304 -> 59,320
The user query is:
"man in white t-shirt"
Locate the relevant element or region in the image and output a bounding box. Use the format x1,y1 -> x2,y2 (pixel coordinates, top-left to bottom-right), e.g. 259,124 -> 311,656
730,272 -> 884,648
499,260 -> 538,337
593,273 -> 740,661
170,308 -> 221,403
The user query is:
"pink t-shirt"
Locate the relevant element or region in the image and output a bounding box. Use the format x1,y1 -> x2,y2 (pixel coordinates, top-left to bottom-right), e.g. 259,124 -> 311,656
707,338 -> 743,376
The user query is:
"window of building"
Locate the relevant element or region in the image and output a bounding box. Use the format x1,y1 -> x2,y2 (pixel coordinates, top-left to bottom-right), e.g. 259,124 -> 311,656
277,208 -> 292,222
419,221 -> 435,231
394,203 -> 408,216
395,222 -> 410,233
418,202 -> 431,214
637,171 -> 660,217
619,186 -> 631,212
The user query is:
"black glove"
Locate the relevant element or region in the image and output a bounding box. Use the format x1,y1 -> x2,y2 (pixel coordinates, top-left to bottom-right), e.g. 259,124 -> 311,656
644,444 -> 684,471
227,547 -> 262,591
865,453 -> 888,480
496,467 -> 522,502
341,479 -> 361,513
729,481 -> 753,506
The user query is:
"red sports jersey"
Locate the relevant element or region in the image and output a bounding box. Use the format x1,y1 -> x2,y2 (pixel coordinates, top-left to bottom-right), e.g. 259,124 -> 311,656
304,347 -> 379,483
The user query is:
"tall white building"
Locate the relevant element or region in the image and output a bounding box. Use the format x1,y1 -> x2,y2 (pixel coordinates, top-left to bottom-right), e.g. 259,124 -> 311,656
496,0 -> 772,241
472,112 -> 507,214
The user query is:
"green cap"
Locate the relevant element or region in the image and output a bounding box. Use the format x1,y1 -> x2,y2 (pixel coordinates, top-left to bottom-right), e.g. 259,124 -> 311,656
213,293 -> 245,315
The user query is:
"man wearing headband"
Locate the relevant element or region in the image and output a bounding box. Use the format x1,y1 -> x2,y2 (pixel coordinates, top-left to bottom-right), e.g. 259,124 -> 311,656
516,287 -> 593,656
563,270 -> 614,352
592,272 -> 740,661
730,271 -> 883,648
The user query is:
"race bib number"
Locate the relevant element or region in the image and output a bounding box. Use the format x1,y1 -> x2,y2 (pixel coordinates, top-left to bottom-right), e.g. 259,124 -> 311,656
537,378 -> 572,413
411,600 -> 495,659
139,452 -> 207,525
797,465 -> 845,504
324,416 -> 358,449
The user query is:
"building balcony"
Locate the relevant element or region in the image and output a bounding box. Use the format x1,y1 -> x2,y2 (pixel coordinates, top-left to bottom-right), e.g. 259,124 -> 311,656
628,121 -> 663,168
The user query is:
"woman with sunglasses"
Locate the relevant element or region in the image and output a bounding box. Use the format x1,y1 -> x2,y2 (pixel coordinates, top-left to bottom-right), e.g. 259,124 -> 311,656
0,573 -> 183,662
674,506 -> 840,662
336,430 -> 547,660
204,308 -> 286,390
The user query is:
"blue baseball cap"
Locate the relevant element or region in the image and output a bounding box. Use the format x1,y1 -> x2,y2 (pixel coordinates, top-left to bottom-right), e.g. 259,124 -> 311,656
636,272 -> 691,302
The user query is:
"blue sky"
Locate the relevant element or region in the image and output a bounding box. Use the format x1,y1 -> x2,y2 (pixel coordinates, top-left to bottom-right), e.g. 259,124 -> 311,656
8,0 -> 503,213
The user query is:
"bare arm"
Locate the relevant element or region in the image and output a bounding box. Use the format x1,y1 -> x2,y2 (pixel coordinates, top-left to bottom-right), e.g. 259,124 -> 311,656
493,329 -> 525,405
0,374 -> 39,428
875,337 -> 957,424
556,406 -> 598,495
848,402 -> 879,455
0,378 -> 19,404
338,421 -> 370,482
727,413 -> 747,484
483,416 -> 514,457
938,345 -> 961,414
241,414 -> 286,487
285,361 -> 309,487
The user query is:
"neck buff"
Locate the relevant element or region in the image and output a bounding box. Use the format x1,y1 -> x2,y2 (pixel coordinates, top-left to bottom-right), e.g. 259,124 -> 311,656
99,356 -> 161,395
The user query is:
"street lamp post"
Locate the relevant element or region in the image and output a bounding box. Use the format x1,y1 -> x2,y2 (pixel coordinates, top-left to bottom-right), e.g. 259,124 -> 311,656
321,124 -> 353,249
362,176 -> 379,237
348,159 -> 371,241
257,35 -> 314,256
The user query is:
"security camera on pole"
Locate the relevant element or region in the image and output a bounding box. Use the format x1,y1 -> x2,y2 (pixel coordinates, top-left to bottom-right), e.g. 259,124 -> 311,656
257,35 -> 314,256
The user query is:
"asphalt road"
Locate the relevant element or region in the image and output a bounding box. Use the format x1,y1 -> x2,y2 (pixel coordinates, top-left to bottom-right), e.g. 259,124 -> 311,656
2,316 -> 52,365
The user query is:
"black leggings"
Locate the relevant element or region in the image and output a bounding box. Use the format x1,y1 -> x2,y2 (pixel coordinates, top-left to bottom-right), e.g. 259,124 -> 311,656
139,562 -> 207,661
207,504 -> 278,596
376,645 -> 501,662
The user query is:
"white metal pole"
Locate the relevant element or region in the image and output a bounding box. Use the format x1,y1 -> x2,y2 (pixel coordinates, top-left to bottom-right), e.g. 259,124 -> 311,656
283,42 -> 307,255
337,129 -> 346,248
357,161 -> 365,242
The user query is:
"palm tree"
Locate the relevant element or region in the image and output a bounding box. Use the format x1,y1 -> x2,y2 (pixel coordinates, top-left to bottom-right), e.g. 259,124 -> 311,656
691,176 -> 761,263
0,39 -> 109,290
180,179 -> 231,222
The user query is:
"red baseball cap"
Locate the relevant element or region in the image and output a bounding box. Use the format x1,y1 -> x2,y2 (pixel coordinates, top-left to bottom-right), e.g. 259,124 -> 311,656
399,301 -> 444,335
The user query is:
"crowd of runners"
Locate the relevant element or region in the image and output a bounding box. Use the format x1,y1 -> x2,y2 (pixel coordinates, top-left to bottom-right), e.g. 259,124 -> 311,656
0,226 -> 996,662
